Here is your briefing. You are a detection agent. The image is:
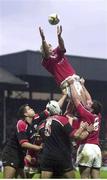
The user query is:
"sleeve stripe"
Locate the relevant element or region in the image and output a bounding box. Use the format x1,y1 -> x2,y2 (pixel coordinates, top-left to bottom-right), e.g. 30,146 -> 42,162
39,122 -> 45,129
33,114 -> 39,119
17,120 -> 27,133
19,139 -> 29,145
53,118 -> 64,127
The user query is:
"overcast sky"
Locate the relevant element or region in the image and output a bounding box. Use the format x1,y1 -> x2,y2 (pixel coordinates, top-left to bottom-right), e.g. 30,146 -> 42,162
0,0 -> 107,59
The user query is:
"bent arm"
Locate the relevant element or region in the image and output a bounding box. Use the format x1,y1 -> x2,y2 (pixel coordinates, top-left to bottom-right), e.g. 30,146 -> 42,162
77,130 -> 89,140
72,122 -> 94,140
21,142 -> 43,151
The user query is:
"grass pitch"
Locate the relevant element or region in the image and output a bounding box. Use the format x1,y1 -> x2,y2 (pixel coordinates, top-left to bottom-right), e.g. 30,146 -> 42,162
0,169 -> 107,179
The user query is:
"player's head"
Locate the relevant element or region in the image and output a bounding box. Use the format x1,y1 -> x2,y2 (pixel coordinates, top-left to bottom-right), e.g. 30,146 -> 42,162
18,104 -> 35,119
46,100 -> 62,115
91,100 -> 102,115
40,43 -> 53,56
85,100 -> 93,111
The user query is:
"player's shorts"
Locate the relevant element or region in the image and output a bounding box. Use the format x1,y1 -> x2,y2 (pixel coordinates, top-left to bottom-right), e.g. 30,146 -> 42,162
76,143 -> 102,168
60,75 -> 82,96
40,156 -> 74,173
2,146 -> 24,169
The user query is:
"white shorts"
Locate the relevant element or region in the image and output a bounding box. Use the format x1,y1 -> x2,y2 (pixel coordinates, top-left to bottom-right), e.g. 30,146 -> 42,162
60,75 -> 82,97
76,143 -> 102,168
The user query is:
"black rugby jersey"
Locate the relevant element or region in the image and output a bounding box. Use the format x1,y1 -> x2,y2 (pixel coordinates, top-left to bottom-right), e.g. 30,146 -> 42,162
5,110 -> 49,153
39,115 -> 73,160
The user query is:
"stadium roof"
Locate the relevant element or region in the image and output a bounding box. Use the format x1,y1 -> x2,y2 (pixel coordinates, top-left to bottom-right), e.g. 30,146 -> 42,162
0,67 -> 29,90
0,50 -> 107,82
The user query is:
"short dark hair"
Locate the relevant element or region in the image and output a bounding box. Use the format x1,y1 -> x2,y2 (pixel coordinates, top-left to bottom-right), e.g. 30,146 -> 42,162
92,100 -> 103,115
17,104 -> 28,119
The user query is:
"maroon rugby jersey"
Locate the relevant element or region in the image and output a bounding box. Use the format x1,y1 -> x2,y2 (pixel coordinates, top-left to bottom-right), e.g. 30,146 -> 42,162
77,103 -> 101,145
42,47 -> 76,85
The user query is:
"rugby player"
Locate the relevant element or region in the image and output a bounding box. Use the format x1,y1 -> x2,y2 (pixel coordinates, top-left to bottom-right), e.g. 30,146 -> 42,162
68,79 -> 102,178
38,101 -> 94,179
2,104 -> 49,178
39,25 -> 92,106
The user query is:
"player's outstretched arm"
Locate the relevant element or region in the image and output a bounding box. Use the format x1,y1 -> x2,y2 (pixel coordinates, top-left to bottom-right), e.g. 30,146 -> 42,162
67,79 -> 80,108
80,77 -> 93,104
39,27 -> 50,58
58,89 -> 67,108
57,25 -> 66,51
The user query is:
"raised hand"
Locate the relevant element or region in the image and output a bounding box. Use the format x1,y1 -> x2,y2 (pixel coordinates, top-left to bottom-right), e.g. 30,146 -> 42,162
62,88 -> 67,95
57,25 -> 62,36
80,121 -> 88,130
67,78 -> 74,85
39,27 -> 45,40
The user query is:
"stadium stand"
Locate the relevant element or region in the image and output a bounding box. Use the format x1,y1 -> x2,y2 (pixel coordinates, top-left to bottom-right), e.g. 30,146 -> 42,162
0,50 -> 107,156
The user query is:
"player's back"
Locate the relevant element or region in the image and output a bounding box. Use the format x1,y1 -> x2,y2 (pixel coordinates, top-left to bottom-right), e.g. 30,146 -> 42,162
42,115 -> 72,161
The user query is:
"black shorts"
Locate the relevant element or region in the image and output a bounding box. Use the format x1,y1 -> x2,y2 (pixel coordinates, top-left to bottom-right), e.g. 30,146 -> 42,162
2,146 -> 24,169
40,156 -> 73,174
